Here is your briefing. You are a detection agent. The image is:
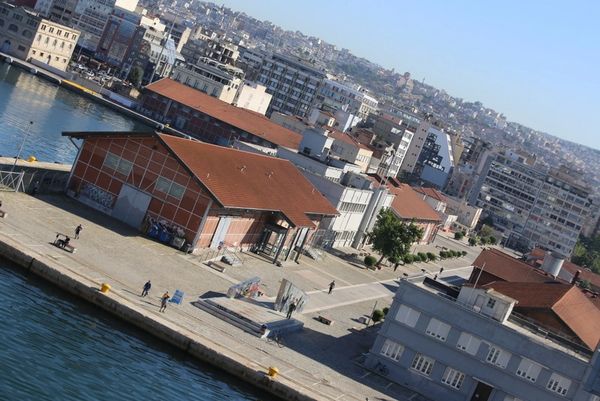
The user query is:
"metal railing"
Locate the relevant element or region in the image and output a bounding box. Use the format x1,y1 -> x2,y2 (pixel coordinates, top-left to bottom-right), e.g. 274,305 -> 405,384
0,171 -> 25,192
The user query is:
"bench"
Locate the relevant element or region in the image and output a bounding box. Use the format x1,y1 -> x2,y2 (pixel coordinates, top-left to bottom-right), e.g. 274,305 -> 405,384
317,315 -> 334,326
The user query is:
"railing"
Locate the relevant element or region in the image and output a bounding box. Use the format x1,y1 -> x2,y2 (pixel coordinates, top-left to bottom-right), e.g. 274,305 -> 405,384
0,170 -> 25,192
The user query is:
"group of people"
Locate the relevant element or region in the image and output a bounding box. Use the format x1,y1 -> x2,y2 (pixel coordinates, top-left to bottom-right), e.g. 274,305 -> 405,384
54,224 -> 83,249
141,280 -> 170,312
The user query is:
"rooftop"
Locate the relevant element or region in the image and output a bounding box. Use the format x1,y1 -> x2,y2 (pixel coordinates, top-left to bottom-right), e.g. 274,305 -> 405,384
326,129 -> 372,151
471,248 -> 560,284
144,78 -> 302,150
387,183 -> 441,222
413,186 -> 447,203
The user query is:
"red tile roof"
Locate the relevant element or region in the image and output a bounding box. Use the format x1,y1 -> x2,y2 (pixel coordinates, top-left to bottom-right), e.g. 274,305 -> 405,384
158,134 -> 338,228
388,183 -> 442,222
145,78 -> 302,150
529,247 -> 600,289
413,186 -> 447,203
482,281 -> 600,350
471,248 -> 558,283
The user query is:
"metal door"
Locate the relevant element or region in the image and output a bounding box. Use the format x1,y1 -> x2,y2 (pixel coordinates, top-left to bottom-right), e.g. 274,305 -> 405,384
470,381 -> 494,401
112,184 -> 152,229
210,216 -> 232,249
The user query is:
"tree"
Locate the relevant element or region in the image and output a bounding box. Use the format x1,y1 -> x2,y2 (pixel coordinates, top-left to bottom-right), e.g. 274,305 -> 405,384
364,255 -> 377,267
468,237 -> 477,246
417,252 -> 428,262
368,209 -> 423,266
479,236 -> 489,245
479,224 -> 494,238
454,232 -> 464,240
372,309 -> 385,323
127,66 -> 143,87
426,252 -> 437,262
488,236 -> 498,245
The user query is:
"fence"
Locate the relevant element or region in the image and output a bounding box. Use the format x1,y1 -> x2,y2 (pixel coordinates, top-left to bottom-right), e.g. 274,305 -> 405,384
0,171 -> 25,192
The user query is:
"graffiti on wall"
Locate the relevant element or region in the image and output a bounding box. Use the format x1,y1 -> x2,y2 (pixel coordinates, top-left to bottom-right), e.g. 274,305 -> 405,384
227,276 -> 262,299
80,182 -> 115,209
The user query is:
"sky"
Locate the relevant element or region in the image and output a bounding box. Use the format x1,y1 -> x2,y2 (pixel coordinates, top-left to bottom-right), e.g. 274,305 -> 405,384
211,0 -> 600,150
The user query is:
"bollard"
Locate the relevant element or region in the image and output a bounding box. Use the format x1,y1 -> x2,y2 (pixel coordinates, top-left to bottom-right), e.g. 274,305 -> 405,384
100,283 -> 111,294
267,367 -> 279,378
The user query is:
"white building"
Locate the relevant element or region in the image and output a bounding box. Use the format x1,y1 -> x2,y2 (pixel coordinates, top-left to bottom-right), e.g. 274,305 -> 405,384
171,59 -> 243,103
233,81 -> 272,115
0,3 -> 79,71
316,78 -> 378,121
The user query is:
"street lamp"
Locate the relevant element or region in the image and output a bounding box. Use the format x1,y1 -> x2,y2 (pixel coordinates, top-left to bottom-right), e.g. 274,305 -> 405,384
11,121 -> 34,172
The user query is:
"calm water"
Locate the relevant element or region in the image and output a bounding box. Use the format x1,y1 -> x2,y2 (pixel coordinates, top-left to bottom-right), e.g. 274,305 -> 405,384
0,262 -> 272,400
0,61 -> 148,164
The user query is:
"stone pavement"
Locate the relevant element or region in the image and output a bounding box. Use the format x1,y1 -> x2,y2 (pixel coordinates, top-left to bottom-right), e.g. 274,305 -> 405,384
0,192 -> 482,401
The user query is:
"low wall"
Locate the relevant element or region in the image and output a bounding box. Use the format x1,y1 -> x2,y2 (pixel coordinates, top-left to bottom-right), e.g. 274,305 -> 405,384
0,159 -> 71,194
0,235 -> 324,401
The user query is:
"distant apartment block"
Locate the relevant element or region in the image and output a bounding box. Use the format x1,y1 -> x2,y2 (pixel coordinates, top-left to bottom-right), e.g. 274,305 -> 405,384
171,59 -> 244,104
240,49 -> 326,118
469,150 -> 592,257
0,2 -> 79,71
316,78 -> 378,121
367,275 -> 600,401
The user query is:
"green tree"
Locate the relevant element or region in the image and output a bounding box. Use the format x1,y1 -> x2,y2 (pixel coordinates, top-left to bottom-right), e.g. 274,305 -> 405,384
368,209 -> 423,266
454,232 -> 464,240
127,66 -> 143,87
364,255 -> 377,267
468,237 -> 477,246
488,236 -> 498,245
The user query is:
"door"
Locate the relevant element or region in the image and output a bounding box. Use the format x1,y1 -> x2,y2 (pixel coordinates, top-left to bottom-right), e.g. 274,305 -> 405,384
470,381 -> 494,401
210,217 -> 232,249
112,184 -> 152,229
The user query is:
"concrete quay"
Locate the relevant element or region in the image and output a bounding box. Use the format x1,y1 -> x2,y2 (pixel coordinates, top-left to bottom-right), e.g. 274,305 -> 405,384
0,192 -> 478,400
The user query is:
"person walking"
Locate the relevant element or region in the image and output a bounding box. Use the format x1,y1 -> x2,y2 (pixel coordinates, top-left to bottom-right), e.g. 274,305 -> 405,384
286,299 -> 297,319
141,280 -> 151,297
328,280 -> 336,294
159,291 -> 170,312
74,224 -> 83,239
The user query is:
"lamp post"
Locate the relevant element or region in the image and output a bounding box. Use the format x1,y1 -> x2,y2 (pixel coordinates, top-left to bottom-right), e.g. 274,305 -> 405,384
11,121 -> 33,172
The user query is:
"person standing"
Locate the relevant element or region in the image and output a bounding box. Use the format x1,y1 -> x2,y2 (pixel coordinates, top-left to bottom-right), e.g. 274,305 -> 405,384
159,291 -> 170,312
286,299 -> 297,319
328,280 -> 336,294
75,224 -> 83,239
141,280 -> 151,297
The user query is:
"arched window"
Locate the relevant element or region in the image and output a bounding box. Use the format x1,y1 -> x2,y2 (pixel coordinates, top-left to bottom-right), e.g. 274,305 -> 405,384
8,23 -> 18,32
22,29 -> 32,39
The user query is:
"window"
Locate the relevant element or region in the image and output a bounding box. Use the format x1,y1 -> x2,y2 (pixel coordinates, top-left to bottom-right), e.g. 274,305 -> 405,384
486,298 -> 497,308
380,339 -> 403,361
410,354 -> 434,376
486,345 -> 511,368
155,177 -> 185,199
425,318 -> 451,341
516,358 -> 542,382
456,332 -> 481,355
103,153 -> 132,176
395,305 -> 420,327
49,27 -> 54,33
40,23 -> 46,30
8,23 -> 17,32
441,367 -> 465,389
547,373 -> 571,396
17,45 -> 26,51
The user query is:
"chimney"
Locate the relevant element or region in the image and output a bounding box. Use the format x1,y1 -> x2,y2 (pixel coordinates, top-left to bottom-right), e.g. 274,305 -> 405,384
572,270 -> 582,285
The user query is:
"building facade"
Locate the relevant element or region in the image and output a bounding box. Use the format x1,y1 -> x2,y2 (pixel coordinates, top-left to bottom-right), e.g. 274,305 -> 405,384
316,78 -> 378,121
0,2 -> 79,71
171,59 -> 243,103
367,278 -> 600,401
469,150 -> 592,257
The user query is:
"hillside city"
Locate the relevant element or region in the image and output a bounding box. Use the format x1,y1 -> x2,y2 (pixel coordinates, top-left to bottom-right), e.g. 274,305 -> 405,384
2,1 -> 600,401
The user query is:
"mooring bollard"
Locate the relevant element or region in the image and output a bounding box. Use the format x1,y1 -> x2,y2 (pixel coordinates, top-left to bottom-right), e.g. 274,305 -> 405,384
100,283 -> 111,294
267,366 -> 279,378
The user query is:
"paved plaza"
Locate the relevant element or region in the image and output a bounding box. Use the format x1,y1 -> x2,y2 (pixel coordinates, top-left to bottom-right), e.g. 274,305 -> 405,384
0,192 -> 482,401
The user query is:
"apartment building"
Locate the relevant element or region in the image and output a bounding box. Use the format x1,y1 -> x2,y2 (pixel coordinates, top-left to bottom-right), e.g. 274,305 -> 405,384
367,275 -> 600,401
316,78 -> 378,121
0,2 -> 79,71
416,126 -> 455,189
240,49 -> 326,118
469,150 -> 592,257
171,59 -> 243,103
181,34 -> 238,67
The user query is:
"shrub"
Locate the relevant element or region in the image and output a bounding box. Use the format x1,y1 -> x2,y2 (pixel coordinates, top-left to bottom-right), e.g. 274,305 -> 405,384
461,250 -> 468,257
479,236 -> 489,245
447,250 -> 455,258
426,252 -> 436,261
468,237 -> 477,246
417,252 -> 428,262
488,236 -> 498,245
382,307 -> 390,316
364,255 -> 377,267
372,309 -> 385,322
454,232 -> 464,240
439,250 -> 448,259
403,254 -> 414,264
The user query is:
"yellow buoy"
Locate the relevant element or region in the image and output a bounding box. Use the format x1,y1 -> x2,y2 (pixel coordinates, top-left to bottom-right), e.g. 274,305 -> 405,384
27,156 -> 37,162
100,283 -> 111,294
267,367 -> 279,378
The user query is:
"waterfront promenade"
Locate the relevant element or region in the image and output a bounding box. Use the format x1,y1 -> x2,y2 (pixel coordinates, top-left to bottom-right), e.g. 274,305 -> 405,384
0,191 -> 476,400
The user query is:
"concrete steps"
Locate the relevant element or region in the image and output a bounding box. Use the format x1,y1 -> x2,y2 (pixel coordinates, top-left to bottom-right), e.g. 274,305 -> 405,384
193,297 -> 303,338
